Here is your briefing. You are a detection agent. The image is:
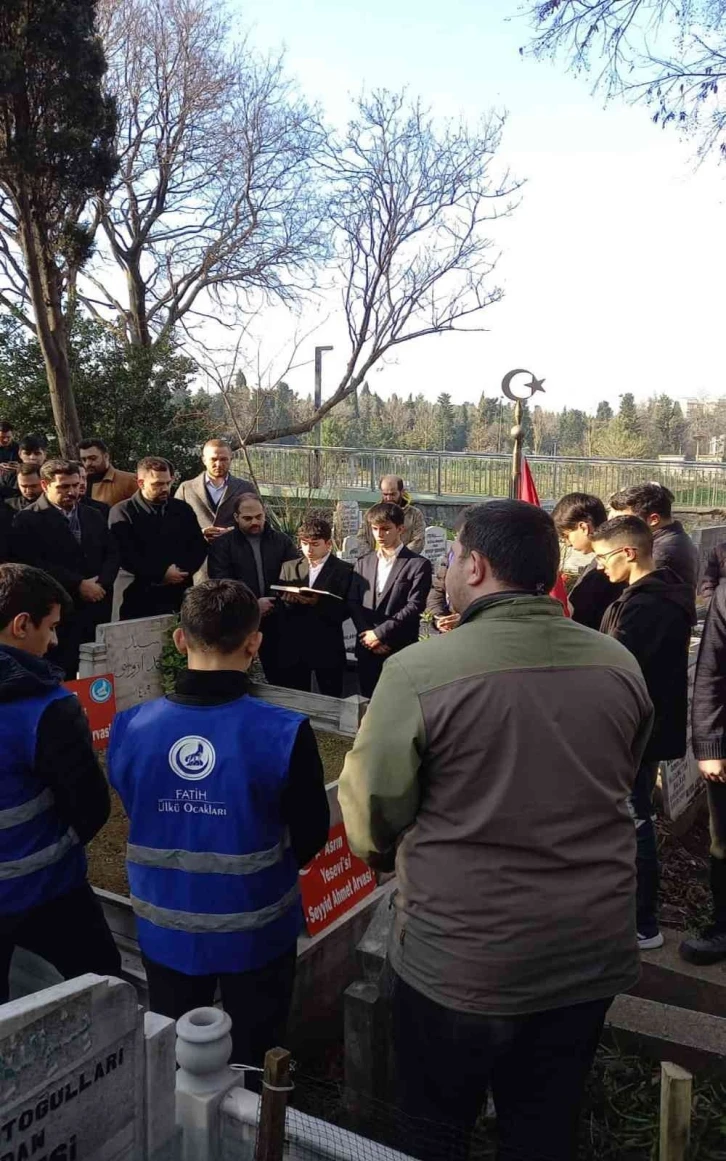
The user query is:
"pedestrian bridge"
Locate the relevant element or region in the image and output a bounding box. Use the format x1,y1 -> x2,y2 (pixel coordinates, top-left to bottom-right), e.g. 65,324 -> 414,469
243,445 -> 726,508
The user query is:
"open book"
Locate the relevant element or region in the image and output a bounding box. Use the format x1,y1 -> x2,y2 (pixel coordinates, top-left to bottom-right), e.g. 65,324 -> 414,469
270,584 -> 343,600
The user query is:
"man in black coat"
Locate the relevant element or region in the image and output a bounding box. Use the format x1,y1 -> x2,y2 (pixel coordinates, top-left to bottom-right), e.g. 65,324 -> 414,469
207,493 -> 298,683
593,515 -> 693,952
276,516 -> 354,697
552,492 -> 624,630
609,482 -> 698,600
682,581 -> 726,964
350,502 -> 432,698
10,459 -> 120,678
109,457 -> 207,621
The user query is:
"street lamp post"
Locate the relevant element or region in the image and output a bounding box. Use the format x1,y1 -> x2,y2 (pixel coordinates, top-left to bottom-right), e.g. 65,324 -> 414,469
312,345 -> 333,490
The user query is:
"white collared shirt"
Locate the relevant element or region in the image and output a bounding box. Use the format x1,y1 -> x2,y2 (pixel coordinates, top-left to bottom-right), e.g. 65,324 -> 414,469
375,544 -> 403,600
308,553 -> 331,588
205,475 -> 228,506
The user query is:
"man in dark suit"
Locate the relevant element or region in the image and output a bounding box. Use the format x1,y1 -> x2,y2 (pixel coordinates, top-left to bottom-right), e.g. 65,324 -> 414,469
350,502 -> 432,698
276,516 -> 354,697
109,457 -> 207,621
175,440 -> 256,552
10,459 -> 120,677
207,493 -> 299,684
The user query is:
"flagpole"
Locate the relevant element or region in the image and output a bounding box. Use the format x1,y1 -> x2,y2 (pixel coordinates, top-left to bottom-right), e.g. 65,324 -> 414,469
500,369 -> 547,501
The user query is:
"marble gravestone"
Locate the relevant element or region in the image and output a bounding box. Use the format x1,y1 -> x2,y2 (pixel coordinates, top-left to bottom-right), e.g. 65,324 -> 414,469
422,526 -> 447,566
340,536 -> 364,565
79,615 -> 176,713
0,975 -> 146,1161
335,501 -> 361,544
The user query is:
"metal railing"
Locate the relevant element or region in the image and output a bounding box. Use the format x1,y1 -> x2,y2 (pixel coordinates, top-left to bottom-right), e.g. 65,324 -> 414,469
241,445 -> 726,508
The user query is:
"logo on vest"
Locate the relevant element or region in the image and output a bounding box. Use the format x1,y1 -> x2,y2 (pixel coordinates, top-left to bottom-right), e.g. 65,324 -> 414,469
169,736 -> 216,781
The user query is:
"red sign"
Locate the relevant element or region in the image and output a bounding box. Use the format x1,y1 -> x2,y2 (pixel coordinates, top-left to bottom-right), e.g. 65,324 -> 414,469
299,821 -> 376,936
64,674 -> 116,751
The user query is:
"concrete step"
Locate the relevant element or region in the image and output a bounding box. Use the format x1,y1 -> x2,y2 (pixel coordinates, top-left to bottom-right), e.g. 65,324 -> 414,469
606,993 -> 726,1075
631,930 -> 726,1018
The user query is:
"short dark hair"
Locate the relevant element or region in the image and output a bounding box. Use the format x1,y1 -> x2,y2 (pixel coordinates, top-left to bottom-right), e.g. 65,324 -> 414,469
298,517 -> 332,541
458,500 -> 559,593
137,456 -> 171,476
78,438 -> 109,454
19,434 -> 47,454
380,476 -> 404,492
39,455 -> 80,478
552,492 -> 607,533
0,563 -> 72,630
234,492 -> 262,515
180,580 -> 260,654
366,501 -> 404,527
609,482 -> 674,520
0,421 -> 13,433
40,458 -> 80,482
17,463 -> 41,479
591,514 -> 653,557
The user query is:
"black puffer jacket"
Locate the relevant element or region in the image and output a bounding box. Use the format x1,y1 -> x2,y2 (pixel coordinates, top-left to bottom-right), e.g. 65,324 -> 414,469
0,645 -> 110,844
600,568 -> 693,761
652,521 -> 698,598
700,542 -> 726,601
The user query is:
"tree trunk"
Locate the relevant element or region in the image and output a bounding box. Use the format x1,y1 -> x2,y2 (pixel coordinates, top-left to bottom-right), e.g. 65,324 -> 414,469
17,204 -> 83,455
126,261 -> 151,348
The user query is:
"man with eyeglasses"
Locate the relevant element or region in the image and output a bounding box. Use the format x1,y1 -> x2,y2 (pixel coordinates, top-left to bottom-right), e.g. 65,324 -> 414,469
592,515 -> 693,952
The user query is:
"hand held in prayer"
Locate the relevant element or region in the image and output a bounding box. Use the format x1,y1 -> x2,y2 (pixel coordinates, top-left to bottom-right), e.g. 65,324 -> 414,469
436,613 -> 461,632
258,597 -> 276,616
164,564 -> 189,585
202,526 -> 232,541
699,759 -> 726,782
79,577 -> 106,603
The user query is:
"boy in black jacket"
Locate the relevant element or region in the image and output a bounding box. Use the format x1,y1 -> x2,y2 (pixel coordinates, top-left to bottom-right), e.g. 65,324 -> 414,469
593,515 -> 693,950
552,492 -> 623,630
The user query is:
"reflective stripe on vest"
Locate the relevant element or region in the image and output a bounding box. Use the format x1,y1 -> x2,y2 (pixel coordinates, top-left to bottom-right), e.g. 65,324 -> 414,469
127,836 -> 288,876
0,828 -> 79,880
130,880 -> 301,933
0,788 -> 54,830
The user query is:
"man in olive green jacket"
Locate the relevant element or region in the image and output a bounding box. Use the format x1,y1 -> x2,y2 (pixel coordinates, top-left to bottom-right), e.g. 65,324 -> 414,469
339,499 -> 653,1161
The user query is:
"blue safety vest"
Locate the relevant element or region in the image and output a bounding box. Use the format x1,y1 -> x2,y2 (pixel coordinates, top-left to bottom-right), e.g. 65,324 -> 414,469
0,689 -> 86,916
108,694 -> 305,975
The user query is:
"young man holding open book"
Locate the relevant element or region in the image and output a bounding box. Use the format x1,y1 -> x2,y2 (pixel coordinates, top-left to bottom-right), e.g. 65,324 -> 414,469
275,516 -> 354,697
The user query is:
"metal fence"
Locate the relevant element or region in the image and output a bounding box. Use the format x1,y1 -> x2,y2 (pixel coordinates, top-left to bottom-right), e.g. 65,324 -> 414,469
242,445 -> 726,508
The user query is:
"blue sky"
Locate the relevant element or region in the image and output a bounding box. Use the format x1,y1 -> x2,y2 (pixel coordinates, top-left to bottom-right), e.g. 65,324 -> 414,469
226,0 -> 726,413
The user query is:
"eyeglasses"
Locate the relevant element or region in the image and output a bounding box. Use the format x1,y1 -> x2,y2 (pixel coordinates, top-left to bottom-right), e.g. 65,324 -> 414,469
594,547 -> 631,564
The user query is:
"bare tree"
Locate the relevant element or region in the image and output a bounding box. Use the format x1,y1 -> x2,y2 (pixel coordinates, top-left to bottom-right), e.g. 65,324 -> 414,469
84,0 -> 327,348
0,0 -> 117,453
524,1 -> 726,156
230,90 -> 518,447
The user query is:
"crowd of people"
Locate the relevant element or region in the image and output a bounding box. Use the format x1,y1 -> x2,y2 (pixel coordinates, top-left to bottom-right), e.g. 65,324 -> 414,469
4,416 -> 726,1159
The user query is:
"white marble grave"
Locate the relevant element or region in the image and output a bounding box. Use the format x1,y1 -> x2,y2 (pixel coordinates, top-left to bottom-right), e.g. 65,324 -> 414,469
0,974 -> 148,1161
335,500 -> 361,542
79,615 -> 176,712
422,526 -> 447,565
341,536 -> 365,564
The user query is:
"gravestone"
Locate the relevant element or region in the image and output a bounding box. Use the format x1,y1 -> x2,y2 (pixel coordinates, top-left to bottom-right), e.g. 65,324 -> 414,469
335,501 -> 361,544
341,536 -> 364,565
661,639 -> 705,822
0,974 -> 146,1160
422,526 -> 447,565
79,615 -> 176,713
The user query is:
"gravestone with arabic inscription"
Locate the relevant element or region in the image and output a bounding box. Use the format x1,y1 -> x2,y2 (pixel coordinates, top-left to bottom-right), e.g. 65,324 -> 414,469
341,536 -> 365,565
335,501 -> 361,544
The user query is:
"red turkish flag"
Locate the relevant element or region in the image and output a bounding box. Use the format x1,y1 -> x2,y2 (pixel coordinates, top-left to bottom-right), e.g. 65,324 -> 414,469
518,457 -> 570,615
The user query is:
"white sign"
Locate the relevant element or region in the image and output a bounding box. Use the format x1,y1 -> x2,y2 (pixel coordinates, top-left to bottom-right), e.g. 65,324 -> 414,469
661,640 -> 705,822
423,526 -> 447,565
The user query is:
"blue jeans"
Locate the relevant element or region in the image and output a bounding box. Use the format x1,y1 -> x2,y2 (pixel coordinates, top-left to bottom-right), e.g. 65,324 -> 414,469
630,762 -> 659,936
